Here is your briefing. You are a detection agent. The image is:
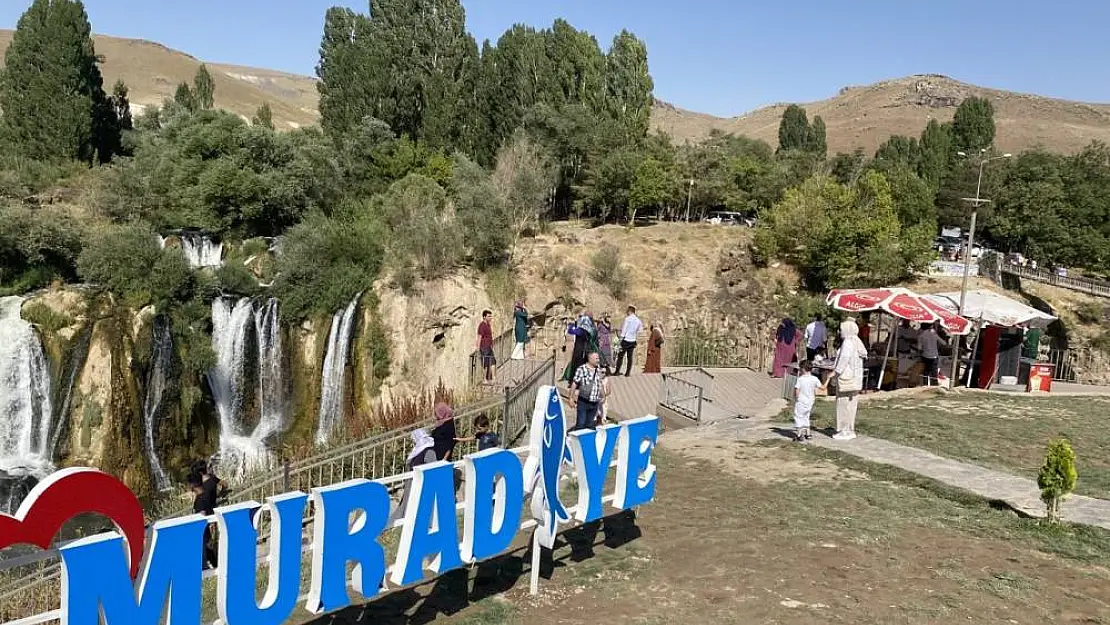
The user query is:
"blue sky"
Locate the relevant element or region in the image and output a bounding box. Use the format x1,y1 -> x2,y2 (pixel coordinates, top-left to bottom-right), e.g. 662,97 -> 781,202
2,0 -> 1108,118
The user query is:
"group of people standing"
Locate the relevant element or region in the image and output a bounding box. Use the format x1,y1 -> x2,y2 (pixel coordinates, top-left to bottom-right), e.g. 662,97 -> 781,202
779,316 -> 868,443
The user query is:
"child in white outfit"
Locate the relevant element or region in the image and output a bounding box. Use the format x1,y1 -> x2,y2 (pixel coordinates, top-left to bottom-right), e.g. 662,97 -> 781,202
794,360 -> 821,442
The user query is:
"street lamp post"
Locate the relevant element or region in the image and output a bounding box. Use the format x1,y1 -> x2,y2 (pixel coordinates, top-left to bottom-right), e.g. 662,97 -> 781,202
950,150 -> 1011,385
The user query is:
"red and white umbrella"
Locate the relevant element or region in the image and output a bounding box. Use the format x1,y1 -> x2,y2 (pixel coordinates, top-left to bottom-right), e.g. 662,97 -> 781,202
826,287 -> 971,335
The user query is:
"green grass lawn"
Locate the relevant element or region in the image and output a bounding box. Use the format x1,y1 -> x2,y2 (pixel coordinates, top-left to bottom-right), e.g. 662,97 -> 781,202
808,390 -> 1110,498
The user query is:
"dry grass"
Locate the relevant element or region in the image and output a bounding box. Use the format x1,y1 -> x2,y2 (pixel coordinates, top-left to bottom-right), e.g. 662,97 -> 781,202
652,74 -> 1110,155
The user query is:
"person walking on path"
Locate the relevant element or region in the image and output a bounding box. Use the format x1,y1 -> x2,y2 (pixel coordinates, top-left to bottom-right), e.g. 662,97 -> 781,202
793,360 -> 820,442
804,313 -> 828,362
772,318 -> 800,378
613,306 -> 643,377
643,321 -> 665,374
569,352 -> 606,430
511,300 -> 530,360
597,313 -> 614,372
826,319 -> 866,440
477,310 -> 496,384
561,310 -> 598,383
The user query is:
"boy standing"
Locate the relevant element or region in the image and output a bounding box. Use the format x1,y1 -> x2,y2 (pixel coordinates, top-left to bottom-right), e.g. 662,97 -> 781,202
793,360 -> 821,442
477,310 -> 496,384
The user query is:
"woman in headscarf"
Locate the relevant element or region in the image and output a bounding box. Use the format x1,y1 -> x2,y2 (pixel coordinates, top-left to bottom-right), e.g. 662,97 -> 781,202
392,428 -> 439,523
431,403 -> 457,461
772,318 -> 800,378
827,319 -> 866,440
597,313 -> 614,372
643,321 -> 665,374
561,310 -> 599,383
511,300 -> 530,360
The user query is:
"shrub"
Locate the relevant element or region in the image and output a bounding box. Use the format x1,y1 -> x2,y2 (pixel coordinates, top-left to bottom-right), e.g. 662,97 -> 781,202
215,263 -> 260,297
21,302 -> 74,332
273,210 -> 384,321
373,173 -> 463,284
0,203 -> 84,292
591,243 -> 629,299
1037,438 -> 1078,523
453,156 -> 510,269
77,222 -> 193,308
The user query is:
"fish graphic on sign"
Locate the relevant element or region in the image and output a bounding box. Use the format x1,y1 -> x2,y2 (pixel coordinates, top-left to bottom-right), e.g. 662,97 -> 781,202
522,385 -> 572,549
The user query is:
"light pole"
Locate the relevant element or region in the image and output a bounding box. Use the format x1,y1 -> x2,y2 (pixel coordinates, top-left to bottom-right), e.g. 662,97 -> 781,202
950,149 -> 1011,385
684,179 -> 695,222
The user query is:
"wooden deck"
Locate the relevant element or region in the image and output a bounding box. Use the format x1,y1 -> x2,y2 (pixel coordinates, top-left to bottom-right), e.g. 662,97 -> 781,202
604,367 -> 784,424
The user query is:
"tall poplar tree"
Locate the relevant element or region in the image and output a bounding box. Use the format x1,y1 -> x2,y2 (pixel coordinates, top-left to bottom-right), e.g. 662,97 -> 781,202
778,105 -> 810,152
193,64 -> 215,110
0,0 -> 115,163
603,30 -> 654,143
317,7 -> 373,138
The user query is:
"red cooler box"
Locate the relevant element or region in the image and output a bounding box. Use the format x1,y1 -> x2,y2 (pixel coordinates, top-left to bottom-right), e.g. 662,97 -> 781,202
1028,363 -> 1054,393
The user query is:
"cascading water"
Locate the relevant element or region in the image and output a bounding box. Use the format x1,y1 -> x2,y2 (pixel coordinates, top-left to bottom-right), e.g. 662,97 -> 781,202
315,294 -> 361,444
0,296 -> 55,511
142,316 -> 173,492
208,297 -> 287,478
180,233 -> 224,268
254,298 -> 285,447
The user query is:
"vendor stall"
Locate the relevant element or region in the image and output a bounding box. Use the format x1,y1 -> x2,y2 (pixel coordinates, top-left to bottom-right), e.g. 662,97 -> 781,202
923,290 -> 1057,390
825,287 -> 972,390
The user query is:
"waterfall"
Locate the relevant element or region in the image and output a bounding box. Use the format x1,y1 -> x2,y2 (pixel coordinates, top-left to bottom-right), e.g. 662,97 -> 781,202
315,294 -> 361,444
142,316 -> 173,492
254,298 -> 285,445
180,233 -> 223,268
0,296 -> 55,511
208,297 -> 286,478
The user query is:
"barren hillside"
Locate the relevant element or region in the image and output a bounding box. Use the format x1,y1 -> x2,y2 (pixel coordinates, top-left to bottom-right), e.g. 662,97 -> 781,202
651,74 -> 1110,155
4,31 -> 1108,155
0,30 -> 319,129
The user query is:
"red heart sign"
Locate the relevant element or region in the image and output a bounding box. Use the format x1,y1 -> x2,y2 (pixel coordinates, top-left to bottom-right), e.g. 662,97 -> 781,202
0,468 -> 146,578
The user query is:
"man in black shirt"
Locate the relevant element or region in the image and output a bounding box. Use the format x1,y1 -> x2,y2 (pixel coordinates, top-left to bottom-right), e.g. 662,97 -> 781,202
189,472 -> 218,569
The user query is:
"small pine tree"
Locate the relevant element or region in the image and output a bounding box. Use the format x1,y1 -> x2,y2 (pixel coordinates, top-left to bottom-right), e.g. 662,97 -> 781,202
1037,438 -> 1077,523
193,64 -> 215,110
253,102 -> 274,129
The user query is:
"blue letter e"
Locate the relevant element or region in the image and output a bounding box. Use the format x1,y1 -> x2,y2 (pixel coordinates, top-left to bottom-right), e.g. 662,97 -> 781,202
60,515 -> 208,625
615,416 -> 660,510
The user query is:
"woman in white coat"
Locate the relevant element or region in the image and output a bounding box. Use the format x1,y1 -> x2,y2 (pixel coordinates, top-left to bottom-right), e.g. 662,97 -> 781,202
826,319 -> 866,440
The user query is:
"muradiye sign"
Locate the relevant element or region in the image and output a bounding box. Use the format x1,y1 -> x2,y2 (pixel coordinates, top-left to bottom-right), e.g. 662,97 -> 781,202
0,386 -> 659,625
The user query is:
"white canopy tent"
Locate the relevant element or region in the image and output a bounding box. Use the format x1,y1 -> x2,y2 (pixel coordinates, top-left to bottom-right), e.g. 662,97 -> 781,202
924,290 -> 1057,329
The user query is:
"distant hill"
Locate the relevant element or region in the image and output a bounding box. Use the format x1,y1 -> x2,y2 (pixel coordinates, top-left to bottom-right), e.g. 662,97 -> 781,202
0,30 -> 320,129
3,31 -> 1108,155
651,74 -> 1110,155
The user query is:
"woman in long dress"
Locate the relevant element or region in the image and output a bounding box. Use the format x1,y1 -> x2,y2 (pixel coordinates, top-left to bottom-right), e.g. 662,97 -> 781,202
827,319 -> 866,440
772,318 -> 800,378
561,311 -> 598,382
643,322 -> 665,374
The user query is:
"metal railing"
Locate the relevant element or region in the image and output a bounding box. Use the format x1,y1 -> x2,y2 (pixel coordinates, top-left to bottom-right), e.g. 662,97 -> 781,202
667,327 -> 772,372
659,368 -> 711,423
0,356 -> 557,621
468,327 -> 518,387
995,254 -> 1110,299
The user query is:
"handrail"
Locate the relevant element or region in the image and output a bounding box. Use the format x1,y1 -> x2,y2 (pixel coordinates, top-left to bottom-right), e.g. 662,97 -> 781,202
1000,261 -> 1110,298
0,356 -> 557,612
659,372 -> 705,422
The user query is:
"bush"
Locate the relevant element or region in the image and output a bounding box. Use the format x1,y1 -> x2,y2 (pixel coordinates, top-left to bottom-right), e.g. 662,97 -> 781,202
21,302 -> 74,332
590,243 -> 629,299
0,203 -> 85,293
215,262 -> 260,297
0,154 -> 84,199
77,222 -> 193,308
1038,438 -> 1078,523
454,156 -> 510,269
273,210 -> 384,321
373,174 -> 463,285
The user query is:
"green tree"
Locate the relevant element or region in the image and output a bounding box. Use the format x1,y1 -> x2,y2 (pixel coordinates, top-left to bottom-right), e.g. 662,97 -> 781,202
917,119 -> 951,188
193,64 -> 215,110
1037,438 -> 1077,523
0,0 -> 114,163
77,222 -> 193,308
806,115 -> 827,158
372,173 -> 462,285
628,157 -> 671,224
253,103 -> 274,129
174,82 -> 197,112
951,96 -> 996,153
492,132 -> 556,260
777,105 -> 810,152
316,7 -> 372,138
829,148 -> 867,185
603,30 -> 654,143
453,155 -> 510,269
874,135 -> 920,169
